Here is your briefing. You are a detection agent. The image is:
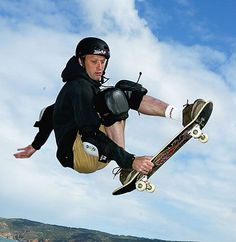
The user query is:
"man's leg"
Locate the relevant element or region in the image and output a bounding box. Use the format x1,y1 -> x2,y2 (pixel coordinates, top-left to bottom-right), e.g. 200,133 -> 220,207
138,95 -> 206,126
104,121 -> 136,184
138,95 -> 182,121
105,120 -> 153,185
104,120 -> 126,149
138,95 -> 168,117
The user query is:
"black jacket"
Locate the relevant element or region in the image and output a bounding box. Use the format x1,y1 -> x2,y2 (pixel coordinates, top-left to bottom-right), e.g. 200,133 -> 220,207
53,56 -> 134,168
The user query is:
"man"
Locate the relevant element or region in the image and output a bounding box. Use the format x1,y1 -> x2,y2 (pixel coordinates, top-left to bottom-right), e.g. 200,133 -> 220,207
14,37 -> 206,183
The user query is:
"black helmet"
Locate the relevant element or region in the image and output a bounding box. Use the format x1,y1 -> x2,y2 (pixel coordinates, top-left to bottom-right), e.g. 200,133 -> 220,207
76,37 -> 110,59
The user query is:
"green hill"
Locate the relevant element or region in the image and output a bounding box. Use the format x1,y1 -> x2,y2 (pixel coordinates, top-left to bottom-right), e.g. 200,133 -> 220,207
0,217 -> 191,242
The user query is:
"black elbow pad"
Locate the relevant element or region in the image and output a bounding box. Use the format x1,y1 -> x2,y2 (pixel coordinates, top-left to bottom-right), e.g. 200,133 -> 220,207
115,80 -> 147,110
95,87 -> 129,127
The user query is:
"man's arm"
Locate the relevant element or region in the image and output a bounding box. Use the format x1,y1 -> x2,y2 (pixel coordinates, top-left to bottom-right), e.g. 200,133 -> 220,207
14,104 -> 54,158
31,104 -> 54,150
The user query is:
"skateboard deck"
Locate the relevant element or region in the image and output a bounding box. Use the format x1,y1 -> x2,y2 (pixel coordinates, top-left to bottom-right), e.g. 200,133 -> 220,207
112,101 -> 213,195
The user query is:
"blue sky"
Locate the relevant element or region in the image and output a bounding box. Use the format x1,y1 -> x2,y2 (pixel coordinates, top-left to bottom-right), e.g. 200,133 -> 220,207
0,1 -> 236,242
136,0 -> 236,53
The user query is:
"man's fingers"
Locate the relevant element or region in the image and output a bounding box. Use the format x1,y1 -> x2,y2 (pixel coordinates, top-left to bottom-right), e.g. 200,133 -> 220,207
14,151 -> 28,158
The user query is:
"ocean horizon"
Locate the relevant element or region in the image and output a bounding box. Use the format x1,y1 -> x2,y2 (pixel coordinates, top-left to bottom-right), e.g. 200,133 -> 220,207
0,238 -> 18,242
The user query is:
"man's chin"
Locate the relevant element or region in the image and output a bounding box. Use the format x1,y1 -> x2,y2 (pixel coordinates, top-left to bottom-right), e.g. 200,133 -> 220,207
93,76 -> 102,81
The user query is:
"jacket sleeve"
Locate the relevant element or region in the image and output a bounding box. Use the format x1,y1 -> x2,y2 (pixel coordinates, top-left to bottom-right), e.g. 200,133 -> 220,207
80,129 -> 135,168
31,104 -> 54,150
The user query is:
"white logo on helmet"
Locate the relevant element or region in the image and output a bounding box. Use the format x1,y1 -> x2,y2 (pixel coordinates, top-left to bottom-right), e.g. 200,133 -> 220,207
93,49 -> 107,55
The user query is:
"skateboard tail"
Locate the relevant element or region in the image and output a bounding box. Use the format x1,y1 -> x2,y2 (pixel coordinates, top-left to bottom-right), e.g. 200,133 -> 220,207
112,180 -> 136,195
193,101 -> 213,128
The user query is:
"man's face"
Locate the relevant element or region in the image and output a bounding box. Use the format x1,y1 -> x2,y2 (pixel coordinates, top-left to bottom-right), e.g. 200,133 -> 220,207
84,54 -> 107,81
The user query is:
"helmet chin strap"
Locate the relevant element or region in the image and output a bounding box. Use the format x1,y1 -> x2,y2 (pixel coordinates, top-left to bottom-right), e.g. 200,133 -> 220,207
100,59 -> 109,84
78,57 -> 84,67
100,75 -> 109,84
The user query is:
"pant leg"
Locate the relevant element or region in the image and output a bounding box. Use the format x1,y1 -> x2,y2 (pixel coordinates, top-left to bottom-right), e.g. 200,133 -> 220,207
73,125 -> 109,173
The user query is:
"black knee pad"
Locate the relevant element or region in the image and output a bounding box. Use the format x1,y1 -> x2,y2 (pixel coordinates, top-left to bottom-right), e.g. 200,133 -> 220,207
115,80 -> 148,110
95,87 -> 129,126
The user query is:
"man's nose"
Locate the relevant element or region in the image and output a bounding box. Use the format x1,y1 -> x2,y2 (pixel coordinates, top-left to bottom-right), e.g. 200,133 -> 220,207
97,62 -> 103,69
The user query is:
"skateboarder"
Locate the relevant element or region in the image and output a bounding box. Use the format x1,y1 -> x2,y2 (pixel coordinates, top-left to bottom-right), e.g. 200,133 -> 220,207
14,37 -> 206,183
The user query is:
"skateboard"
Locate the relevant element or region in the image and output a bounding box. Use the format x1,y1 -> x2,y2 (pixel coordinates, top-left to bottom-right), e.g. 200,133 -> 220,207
112,101 -> 213,195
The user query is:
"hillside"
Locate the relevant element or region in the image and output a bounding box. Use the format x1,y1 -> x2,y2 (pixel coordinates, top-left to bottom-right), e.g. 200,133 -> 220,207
0,217 -> 192,242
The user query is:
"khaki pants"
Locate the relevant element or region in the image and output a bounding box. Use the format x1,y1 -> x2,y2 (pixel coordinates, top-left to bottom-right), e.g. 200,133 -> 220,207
73,125 -> 109,173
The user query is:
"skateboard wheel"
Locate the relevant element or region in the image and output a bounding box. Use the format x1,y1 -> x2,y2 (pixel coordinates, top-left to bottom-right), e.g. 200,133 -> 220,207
199,133 -> 208,143
146,183 -> 156,193
190,125 -> 202,138
136,181 -> 146,192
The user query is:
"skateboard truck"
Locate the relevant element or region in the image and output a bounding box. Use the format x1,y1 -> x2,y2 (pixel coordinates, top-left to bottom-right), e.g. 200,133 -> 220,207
188,124 -> 208,143
135,175 -> 156,193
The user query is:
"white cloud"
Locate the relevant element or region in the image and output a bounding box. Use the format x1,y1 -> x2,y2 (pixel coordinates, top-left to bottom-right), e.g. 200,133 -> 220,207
220,53 -> 236,89
77,0 -> 148,36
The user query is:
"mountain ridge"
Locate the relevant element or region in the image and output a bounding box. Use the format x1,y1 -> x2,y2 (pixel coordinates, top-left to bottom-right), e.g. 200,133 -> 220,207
0,217 -> 193,242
